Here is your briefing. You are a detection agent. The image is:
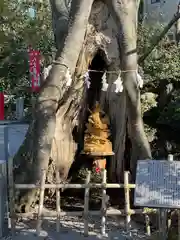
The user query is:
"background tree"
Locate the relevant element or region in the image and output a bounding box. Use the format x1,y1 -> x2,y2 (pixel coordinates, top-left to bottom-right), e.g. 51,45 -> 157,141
0,0 -> 54,119
139,24 -> 180,160
0,0 -> 53,95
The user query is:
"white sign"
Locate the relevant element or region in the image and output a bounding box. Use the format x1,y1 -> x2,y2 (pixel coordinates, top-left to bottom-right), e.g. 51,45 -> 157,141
7,124 -> 29,158
134,160 -> 180,208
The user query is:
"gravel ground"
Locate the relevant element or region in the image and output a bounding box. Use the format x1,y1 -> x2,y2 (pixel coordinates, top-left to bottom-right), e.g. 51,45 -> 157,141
2,209 -> 147,240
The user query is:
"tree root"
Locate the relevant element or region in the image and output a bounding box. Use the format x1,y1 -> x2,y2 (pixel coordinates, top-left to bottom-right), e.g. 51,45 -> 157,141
15,189 -> 39,213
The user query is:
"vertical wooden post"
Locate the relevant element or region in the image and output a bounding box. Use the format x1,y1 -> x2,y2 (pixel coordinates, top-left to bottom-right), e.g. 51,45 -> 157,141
168,155 -> 174,239
16,97 -> 24,120
159,154 -> 174,239
31,96 -> 35,163
167,154 -> 173,237
175,148 -> 180,239
84,171 -> 91,237
167,154 -> 173,162
8,157 -> 15,238
167,155 -> 180,240
56,170 -> 61,232
178,210 -> 180,240
124,171 -> 131,233
167,211 -> 172,230
36,170 -> 46,236
145,214 -> 151,236
159,210 -> 167,239
101,169 -> 107,237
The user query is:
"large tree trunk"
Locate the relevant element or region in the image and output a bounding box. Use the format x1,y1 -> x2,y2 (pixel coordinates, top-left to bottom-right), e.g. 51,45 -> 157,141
107,0 -> 151,182
14,0 -> 152,212
14,0 -> 94,212
50,0 -> 71,50
101,63 -> 127,183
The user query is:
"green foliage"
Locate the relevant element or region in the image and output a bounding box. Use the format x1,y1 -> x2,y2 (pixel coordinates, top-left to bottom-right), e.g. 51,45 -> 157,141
141,92 -> 157,113
1,2 -> 180,128
138,24 -> 180,129
157,91 -> 180,128
144,42 -> 180,82
138,24 -> 180,84
0,0 -> 53,96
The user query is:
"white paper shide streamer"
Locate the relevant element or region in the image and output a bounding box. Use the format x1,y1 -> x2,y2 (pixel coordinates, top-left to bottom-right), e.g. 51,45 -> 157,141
43,65 -> 52,80
66,68 -> 72,87
114,73 -> 123,93
101,72 -> 109,91
84,71 -> 91,89
137,72 -> 143,88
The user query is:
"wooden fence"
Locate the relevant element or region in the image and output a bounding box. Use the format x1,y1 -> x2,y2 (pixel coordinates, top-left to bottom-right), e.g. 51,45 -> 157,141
8,158 -> 155,238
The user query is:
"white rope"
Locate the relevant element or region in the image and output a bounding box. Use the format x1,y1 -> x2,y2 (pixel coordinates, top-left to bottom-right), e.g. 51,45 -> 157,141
42,65 -> 143,91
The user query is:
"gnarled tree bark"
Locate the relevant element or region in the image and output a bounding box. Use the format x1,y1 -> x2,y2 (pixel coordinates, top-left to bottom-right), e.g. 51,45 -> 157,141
107,0 -> 151,182
14,0 -> 94,212
14,0 -> 152,212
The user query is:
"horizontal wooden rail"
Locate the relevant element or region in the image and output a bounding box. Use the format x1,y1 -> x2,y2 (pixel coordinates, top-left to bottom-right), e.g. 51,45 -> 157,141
14,208 -> 157,219
7,159 -> 155,238
14,183 -> 136,189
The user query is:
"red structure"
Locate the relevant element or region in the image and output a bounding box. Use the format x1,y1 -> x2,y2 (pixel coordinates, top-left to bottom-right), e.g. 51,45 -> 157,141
28,48 -> 41,92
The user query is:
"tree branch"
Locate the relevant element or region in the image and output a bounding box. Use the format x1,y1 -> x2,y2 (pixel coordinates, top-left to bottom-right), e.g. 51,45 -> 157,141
49,0 -> 71,50
139,12 -> 180,63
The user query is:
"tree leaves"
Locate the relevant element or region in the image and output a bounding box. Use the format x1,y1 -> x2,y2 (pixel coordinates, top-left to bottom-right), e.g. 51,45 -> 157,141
0,0 -> 53,96
138,24 -> 180,84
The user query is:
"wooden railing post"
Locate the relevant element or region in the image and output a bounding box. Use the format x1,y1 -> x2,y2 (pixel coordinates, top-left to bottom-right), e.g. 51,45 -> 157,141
56,170 -> 61,232
145,214 -> 151,236
124,171 -> 131,234
168,155 -> 180,240
167,154 -> 173,233
101,169 -> 107,237
159,154 -> 174,239
7,168 -> 165,237
8,157 -> 15,238
36,169 -> 46,236
84,171 -> 91,237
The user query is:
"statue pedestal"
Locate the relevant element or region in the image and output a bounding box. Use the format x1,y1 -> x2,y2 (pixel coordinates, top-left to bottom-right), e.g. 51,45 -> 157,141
81,151 -> 114,157
81,151 -> 114,171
